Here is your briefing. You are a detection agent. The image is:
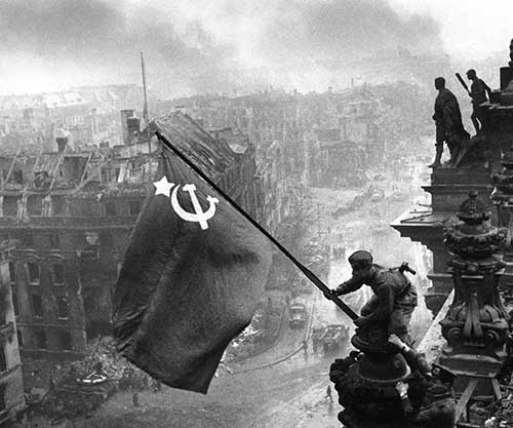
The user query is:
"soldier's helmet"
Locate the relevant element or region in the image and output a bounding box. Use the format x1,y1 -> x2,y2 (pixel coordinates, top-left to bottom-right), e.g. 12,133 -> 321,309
348,250 -> 373,270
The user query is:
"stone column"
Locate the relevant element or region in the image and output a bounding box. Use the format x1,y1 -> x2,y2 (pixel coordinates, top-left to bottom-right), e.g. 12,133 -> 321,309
329,315 -> 415,426
491,144 -> 513,262
438,191 -> 509,377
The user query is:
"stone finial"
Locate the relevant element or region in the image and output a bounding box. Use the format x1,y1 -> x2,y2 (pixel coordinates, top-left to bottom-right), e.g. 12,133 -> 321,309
491,144 -> 513,195
456,190 -> 489,225
444,191 -> 506,264
440,192 -> 509,368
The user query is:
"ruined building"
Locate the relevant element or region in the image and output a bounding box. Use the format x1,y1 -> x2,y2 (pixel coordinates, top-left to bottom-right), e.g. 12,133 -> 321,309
2,112 -> 260,361
0,241 -> 25,423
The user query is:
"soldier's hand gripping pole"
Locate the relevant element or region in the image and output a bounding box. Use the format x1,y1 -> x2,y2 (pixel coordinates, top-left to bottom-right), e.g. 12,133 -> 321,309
300,269 -> 359,320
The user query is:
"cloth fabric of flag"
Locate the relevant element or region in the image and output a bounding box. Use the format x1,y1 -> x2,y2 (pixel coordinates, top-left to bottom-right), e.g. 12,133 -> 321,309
112,113 -> 272,393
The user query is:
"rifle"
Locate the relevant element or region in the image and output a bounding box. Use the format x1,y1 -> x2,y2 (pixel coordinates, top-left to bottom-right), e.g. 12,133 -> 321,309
455,73 -> 471,96
391,262 -> 416,276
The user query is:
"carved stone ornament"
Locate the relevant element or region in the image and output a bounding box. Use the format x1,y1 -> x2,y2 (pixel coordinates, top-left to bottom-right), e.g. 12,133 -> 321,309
440,191 -> 508,370
492,145 -> 513,198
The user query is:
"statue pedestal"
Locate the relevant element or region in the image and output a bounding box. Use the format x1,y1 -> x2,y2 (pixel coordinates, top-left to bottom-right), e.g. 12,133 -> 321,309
330,352 -> 412,427
330,327 -> 424,427
425,167 -> 493,213
438,192 -> 509,407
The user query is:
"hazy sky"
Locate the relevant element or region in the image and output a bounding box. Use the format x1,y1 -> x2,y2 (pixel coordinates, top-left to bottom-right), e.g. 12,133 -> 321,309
0,0 -> 511,96
387,0 -> 513,59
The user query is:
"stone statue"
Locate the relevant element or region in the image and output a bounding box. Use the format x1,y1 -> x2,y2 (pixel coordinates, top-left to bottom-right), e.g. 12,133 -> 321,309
466,69 -> 492,135
429,77 -> 470,168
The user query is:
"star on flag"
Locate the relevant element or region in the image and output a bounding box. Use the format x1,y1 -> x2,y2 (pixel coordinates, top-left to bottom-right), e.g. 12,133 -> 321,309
153,176 -> 174,197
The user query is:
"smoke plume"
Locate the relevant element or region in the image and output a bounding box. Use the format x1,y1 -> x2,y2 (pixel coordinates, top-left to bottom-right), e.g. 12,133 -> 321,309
0,0 -> 446,96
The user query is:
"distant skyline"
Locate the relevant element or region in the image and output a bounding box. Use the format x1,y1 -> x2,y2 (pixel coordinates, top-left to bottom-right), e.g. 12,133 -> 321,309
0,0 -> 511,97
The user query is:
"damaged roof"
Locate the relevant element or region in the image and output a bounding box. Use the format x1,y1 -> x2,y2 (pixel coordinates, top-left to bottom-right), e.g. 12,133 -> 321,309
153,112 -> 238,182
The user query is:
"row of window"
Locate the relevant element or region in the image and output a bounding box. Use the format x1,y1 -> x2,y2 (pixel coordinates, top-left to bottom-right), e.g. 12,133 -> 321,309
0,196 -> 142,217
11,292 -> 69,320
17,328 -> 73,351
10,262 -> 64,286
0,347 -> 5,373
3,230 -> 116,251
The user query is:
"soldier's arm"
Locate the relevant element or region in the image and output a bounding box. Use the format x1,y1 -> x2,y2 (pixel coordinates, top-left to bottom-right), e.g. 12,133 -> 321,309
363,283 -> 394,323
335,275 -> 364,296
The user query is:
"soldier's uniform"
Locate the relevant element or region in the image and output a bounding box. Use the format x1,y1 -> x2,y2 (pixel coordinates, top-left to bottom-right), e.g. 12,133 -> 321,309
335,251 -> 418,344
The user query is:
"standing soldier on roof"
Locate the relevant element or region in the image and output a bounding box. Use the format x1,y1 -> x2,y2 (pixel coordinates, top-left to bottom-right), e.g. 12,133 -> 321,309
466,69 -> 492,135
429,77 -> 470,168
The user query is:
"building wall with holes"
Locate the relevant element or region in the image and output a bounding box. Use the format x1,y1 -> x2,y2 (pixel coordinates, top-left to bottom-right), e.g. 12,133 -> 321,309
0,242 -> 25,423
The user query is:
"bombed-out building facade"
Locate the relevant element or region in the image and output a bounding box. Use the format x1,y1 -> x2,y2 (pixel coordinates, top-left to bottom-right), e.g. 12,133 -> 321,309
0,111 -> 262,364
0,241 -> 25,424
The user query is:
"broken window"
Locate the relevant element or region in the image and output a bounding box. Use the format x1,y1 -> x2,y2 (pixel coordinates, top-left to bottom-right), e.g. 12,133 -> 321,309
56,297 -> 68,319
0,347 -> 6,372
3,196 -> 19,217
101,168 -> 110,183
129,200 -> 141,216
51,264 -> 64,285
58,331 -> 72,351
34,329 -> 47,349
0,383 -> 5,414
8,263 -> 15,284
12,169 -> 23,184
52,196 -> 66,216
105,201 -> 116,216
27,262 -> 39,284
33,171 -> 50,189
32,294 -> 43,317
27,195 -> 43,216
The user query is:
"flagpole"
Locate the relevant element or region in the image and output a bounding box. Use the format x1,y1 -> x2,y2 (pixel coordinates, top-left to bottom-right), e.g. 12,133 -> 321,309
140,52 -> 151,154
155,129 -> 358,321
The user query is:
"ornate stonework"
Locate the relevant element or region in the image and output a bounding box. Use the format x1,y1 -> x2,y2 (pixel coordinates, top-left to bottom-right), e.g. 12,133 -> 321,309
439,191 -> 508,375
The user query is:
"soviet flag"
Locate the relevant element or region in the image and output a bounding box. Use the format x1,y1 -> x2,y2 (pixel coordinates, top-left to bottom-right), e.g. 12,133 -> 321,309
112,113 -> 272,393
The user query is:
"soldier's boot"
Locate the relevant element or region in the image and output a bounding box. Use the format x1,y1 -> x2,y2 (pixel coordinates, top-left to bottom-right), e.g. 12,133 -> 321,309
428,147 -> 442,168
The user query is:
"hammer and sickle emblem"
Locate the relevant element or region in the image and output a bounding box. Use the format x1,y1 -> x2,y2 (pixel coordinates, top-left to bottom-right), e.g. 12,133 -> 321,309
170,184 -> 219,230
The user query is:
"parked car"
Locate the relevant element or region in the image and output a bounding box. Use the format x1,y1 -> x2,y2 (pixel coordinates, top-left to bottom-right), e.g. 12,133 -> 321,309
321,324 -> 349,353
369,188 -> 385,202
289,298 -> 307,328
